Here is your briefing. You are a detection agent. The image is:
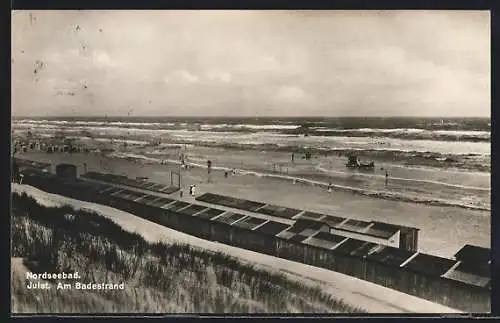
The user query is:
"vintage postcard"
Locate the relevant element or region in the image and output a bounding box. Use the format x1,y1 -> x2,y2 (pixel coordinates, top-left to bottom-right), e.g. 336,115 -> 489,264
11,10 -> 490,314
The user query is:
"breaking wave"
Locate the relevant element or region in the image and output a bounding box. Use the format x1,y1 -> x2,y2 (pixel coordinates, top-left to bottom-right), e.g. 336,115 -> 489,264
13,118 -> 490,142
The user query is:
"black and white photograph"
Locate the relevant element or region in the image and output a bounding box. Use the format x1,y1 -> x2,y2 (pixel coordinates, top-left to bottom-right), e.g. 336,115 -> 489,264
10,10 -> 490,314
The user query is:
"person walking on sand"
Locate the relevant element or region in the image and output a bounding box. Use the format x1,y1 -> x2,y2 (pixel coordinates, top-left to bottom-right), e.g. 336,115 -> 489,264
385,171 -> 389,187
328,182 -> 332,193
191,184 -> 196,197
180,190 -> 183,198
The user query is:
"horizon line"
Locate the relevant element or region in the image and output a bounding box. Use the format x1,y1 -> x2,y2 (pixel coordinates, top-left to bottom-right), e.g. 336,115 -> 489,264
11,115 -> 491,119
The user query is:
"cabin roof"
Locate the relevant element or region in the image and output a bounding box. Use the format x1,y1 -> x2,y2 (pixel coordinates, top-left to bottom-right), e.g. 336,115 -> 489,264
196,193 -> 267,212
290,219 -> 327,232
150,197 -> 175,207
338,219 -> 372,231
402,253 -> 456,277
366,245 -> 415,267
298,211 -> 325,220
164,201 -> 191,212
321,215 -> 346,227
289,234 -> 310,243
303,239 -> 333,250
334,238 -> 371,256
445,265 -> 490,288
363,222 -> 401,239
177,204 -> 207,216
213,212 -> 247,225
232,216 -> 267,230
194,208 -> 225,220
276,230 -> 296,240
195,192 -> 219,203
454,244 -> 490,264
455,261 -> 490,278
258,204 -> 302,219
313,231 -> 347,244
254,221 -> 290,236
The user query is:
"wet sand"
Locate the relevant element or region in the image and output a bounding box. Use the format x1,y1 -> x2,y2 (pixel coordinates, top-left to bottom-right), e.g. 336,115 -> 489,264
17,150 -> 490,258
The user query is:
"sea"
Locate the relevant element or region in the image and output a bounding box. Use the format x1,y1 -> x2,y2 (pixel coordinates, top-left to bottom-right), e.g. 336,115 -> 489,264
12,116 -> 491,212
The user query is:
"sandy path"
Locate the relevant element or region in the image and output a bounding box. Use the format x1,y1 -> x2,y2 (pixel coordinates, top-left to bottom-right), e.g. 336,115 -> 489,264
11,183 -> 461,314
16,151 -> 489,258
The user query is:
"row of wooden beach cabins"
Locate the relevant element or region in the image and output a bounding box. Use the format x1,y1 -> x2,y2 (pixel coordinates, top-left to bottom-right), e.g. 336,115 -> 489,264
14,159 -> 490,312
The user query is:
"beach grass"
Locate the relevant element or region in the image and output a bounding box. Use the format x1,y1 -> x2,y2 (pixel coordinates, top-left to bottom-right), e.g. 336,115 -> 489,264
11,191 -> 365,314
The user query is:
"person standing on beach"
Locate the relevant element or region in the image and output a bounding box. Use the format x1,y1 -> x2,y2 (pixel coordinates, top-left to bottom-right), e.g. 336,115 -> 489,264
291,153 -> 295,163
328,182 -> 332,193
207,160 -> 212,183
83,161 -> 87,174
385,171 -> 389,187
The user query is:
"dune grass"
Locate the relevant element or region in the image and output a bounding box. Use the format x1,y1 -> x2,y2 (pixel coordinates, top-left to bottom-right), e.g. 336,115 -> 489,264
11,191 -> 366,314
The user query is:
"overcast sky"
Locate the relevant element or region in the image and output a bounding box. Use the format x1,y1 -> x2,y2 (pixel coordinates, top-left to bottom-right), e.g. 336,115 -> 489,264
11,10 -> 490,117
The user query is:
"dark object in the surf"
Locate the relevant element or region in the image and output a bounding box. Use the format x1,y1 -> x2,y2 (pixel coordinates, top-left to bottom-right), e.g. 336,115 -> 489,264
346,154 -> 375,170
224,171 -> 228,178
207,160 -> 212,173
304,151 -> 312,160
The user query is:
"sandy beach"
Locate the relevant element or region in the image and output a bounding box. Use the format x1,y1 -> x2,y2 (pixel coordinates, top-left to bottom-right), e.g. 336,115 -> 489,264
16,149 -> 489,258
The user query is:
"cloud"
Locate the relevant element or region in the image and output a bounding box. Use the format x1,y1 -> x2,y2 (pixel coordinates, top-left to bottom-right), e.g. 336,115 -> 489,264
206,71 -> 232,83
274,86 -> 312,105
11,10 -> 489,117
92,49 -> 114,68
172,70 -> 199,84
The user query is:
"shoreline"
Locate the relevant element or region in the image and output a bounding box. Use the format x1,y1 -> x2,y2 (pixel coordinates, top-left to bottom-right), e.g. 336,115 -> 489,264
107,150 -> 491,212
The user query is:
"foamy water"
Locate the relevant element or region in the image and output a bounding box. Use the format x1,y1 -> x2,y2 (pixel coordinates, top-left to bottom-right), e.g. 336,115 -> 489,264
12,117 -> 491,210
